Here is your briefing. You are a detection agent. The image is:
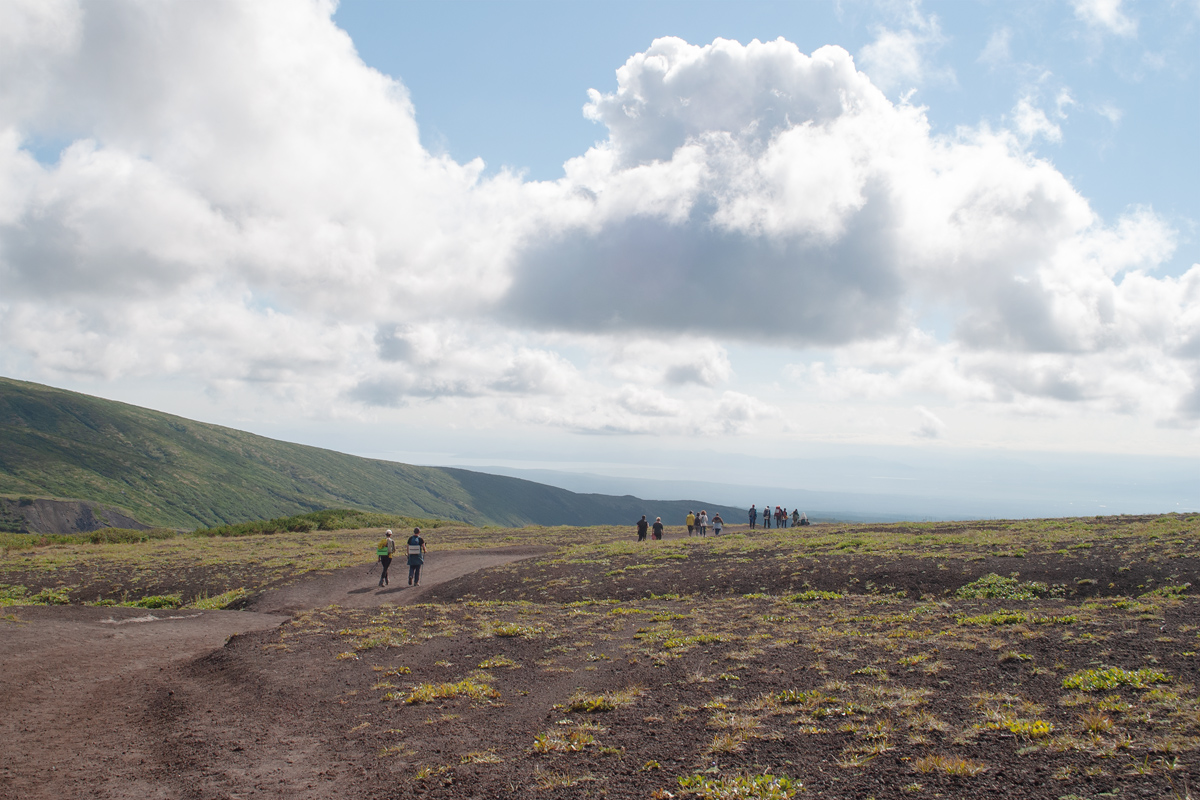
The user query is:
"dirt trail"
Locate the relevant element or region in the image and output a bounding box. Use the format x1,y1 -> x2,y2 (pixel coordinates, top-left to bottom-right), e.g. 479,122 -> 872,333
248,545 -> 549,614
0,545 -> 549,800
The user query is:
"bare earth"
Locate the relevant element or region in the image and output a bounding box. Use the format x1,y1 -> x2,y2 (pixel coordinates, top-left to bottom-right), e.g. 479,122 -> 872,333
0,546 -> 548,800
3,530 -> 1198,800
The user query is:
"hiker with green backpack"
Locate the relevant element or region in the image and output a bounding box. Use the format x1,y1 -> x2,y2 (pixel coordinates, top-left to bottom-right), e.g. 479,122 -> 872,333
376,530 -> 396,587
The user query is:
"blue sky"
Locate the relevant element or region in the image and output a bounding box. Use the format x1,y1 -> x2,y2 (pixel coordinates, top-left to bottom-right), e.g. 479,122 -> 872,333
336,0 -> 1198,272
0,0 -> 1197,516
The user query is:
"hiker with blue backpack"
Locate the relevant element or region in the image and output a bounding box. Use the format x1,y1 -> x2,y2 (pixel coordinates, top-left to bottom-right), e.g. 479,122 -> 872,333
407,528 -> 427,586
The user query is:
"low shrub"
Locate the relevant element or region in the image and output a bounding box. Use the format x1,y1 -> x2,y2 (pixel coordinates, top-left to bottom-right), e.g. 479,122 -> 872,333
955,574 -> 1047,600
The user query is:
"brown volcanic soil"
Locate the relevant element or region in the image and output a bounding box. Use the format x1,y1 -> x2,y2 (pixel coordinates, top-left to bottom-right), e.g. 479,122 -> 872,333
3,527 -> 1200,800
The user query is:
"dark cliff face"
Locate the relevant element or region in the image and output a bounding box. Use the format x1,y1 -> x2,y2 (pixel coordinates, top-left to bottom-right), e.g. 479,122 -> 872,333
0,497 -> 151,534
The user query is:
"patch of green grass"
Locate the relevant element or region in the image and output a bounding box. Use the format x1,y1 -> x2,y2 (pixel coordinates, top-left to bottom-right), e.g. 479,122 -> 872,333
34,586 -> 72,604
123,593 -> 183,609
532,729 -> 596,753
956,610 -> 1029,626
188,587 -> 248,610
478,655 -> 520,669
490,622 -> 545,638
0,583 -> 29,606
786,590 -> 843,603
1062,666 -> 1171,691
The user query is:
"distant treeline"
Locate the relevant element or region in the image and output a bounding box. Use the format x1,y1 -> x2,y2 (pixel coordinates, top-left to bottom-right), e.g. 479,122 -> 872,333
0,509 -> 454,551
1,526 -> 178,550
192,508 -> 450,537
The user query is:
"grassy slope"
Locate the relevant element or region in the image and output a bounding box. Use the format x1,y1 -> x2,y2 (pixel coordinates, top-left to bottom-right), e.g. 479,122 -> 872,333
0,377 -> 737,530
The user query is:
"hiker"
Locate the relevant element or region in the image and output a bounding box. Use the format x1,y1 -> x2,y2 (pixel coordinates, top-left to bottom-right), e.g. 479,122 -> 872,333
376,529 -> 396,586
748,504 -> 757,529
799,512 -> 809,526
406,527 -> 426,586
637,515 -> 649,542
698,510 -> 709,537
792,508 -> 800,528
712,513 -> 723,536
775,506 -> 784,529
652,517 -> 664,540
686,510 -> 696,536
762,503 -> 770,529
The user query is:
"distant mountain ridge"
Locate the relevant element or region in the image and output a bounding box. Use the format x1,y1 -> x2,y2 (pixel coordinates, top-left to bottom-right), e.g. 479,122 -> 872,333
0,376 -> 739,532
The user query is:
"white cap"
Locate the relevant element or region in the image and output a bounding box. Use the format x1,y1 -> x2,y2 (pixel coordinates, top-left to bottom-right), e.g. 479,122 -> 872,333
386,529 -> 393,535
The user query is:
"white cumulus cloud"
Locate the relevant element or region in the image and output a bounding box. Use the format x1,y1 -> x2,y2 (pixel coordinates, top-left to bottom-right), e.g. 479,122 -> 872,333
1071,0 -> 1138,37
0,0 -> 1196,445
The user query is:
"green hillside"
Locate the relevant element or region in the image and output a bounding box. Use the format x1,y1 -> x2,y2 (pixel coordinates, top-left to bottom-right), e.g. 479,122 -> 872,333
0,377 -> 738,530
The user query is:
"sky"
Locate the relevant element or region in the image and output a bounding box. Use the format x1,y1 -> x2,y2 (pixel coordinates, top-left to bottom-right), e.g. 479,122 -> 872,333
0,0 -> 1198,516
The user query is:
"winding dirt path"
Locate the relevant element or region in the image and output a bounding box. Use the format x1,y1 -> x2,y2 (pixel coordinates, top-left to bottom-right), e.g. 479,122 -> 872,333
0,545 -> 549,799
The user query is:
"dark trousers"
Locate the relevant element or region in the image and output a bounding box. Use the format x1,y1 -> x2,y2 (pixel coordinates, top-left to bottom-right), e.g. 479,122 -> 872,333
409,563 -> 422,584
379,556 -> 391,585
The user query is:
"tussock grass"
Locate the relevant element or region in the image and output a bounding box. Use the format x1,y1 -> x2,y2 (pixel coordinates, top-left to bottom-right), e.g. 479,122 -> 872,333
561,687 -> 643,713
676,772 -> 801,799
389,677 -> 499,705
913,754 -> 989,775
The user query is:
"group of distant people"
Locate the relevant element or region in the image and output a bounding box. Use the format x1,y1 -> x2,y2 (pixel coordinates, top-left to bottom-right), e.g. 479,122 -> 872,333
636,504 -> 810,540
748,504 -> 808,529
684,510 -> 722,536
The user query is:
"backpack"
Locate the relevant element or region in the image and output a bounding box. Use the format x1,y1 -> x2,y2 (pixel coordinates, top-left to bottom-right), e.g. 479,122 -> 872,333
376,538 -> 390,557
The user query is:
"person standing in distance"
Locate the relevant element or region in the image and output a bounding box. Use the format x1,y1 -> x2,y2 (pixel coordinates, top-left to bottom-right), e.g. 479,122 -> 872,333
686,510 -> 696,536
748,505 -> 757,529
377,529 -> 396,587
652,517 -> 665,540
407,528 -> 427,586
637,515 -> 649,542
712,513 -> 724,536
698,510 -> 709,537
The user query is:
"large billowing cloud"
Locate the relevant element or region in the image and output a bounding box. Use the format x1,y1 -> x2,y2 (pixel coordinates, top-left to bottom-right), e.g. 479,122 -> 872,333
0,0 -> 1196,439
